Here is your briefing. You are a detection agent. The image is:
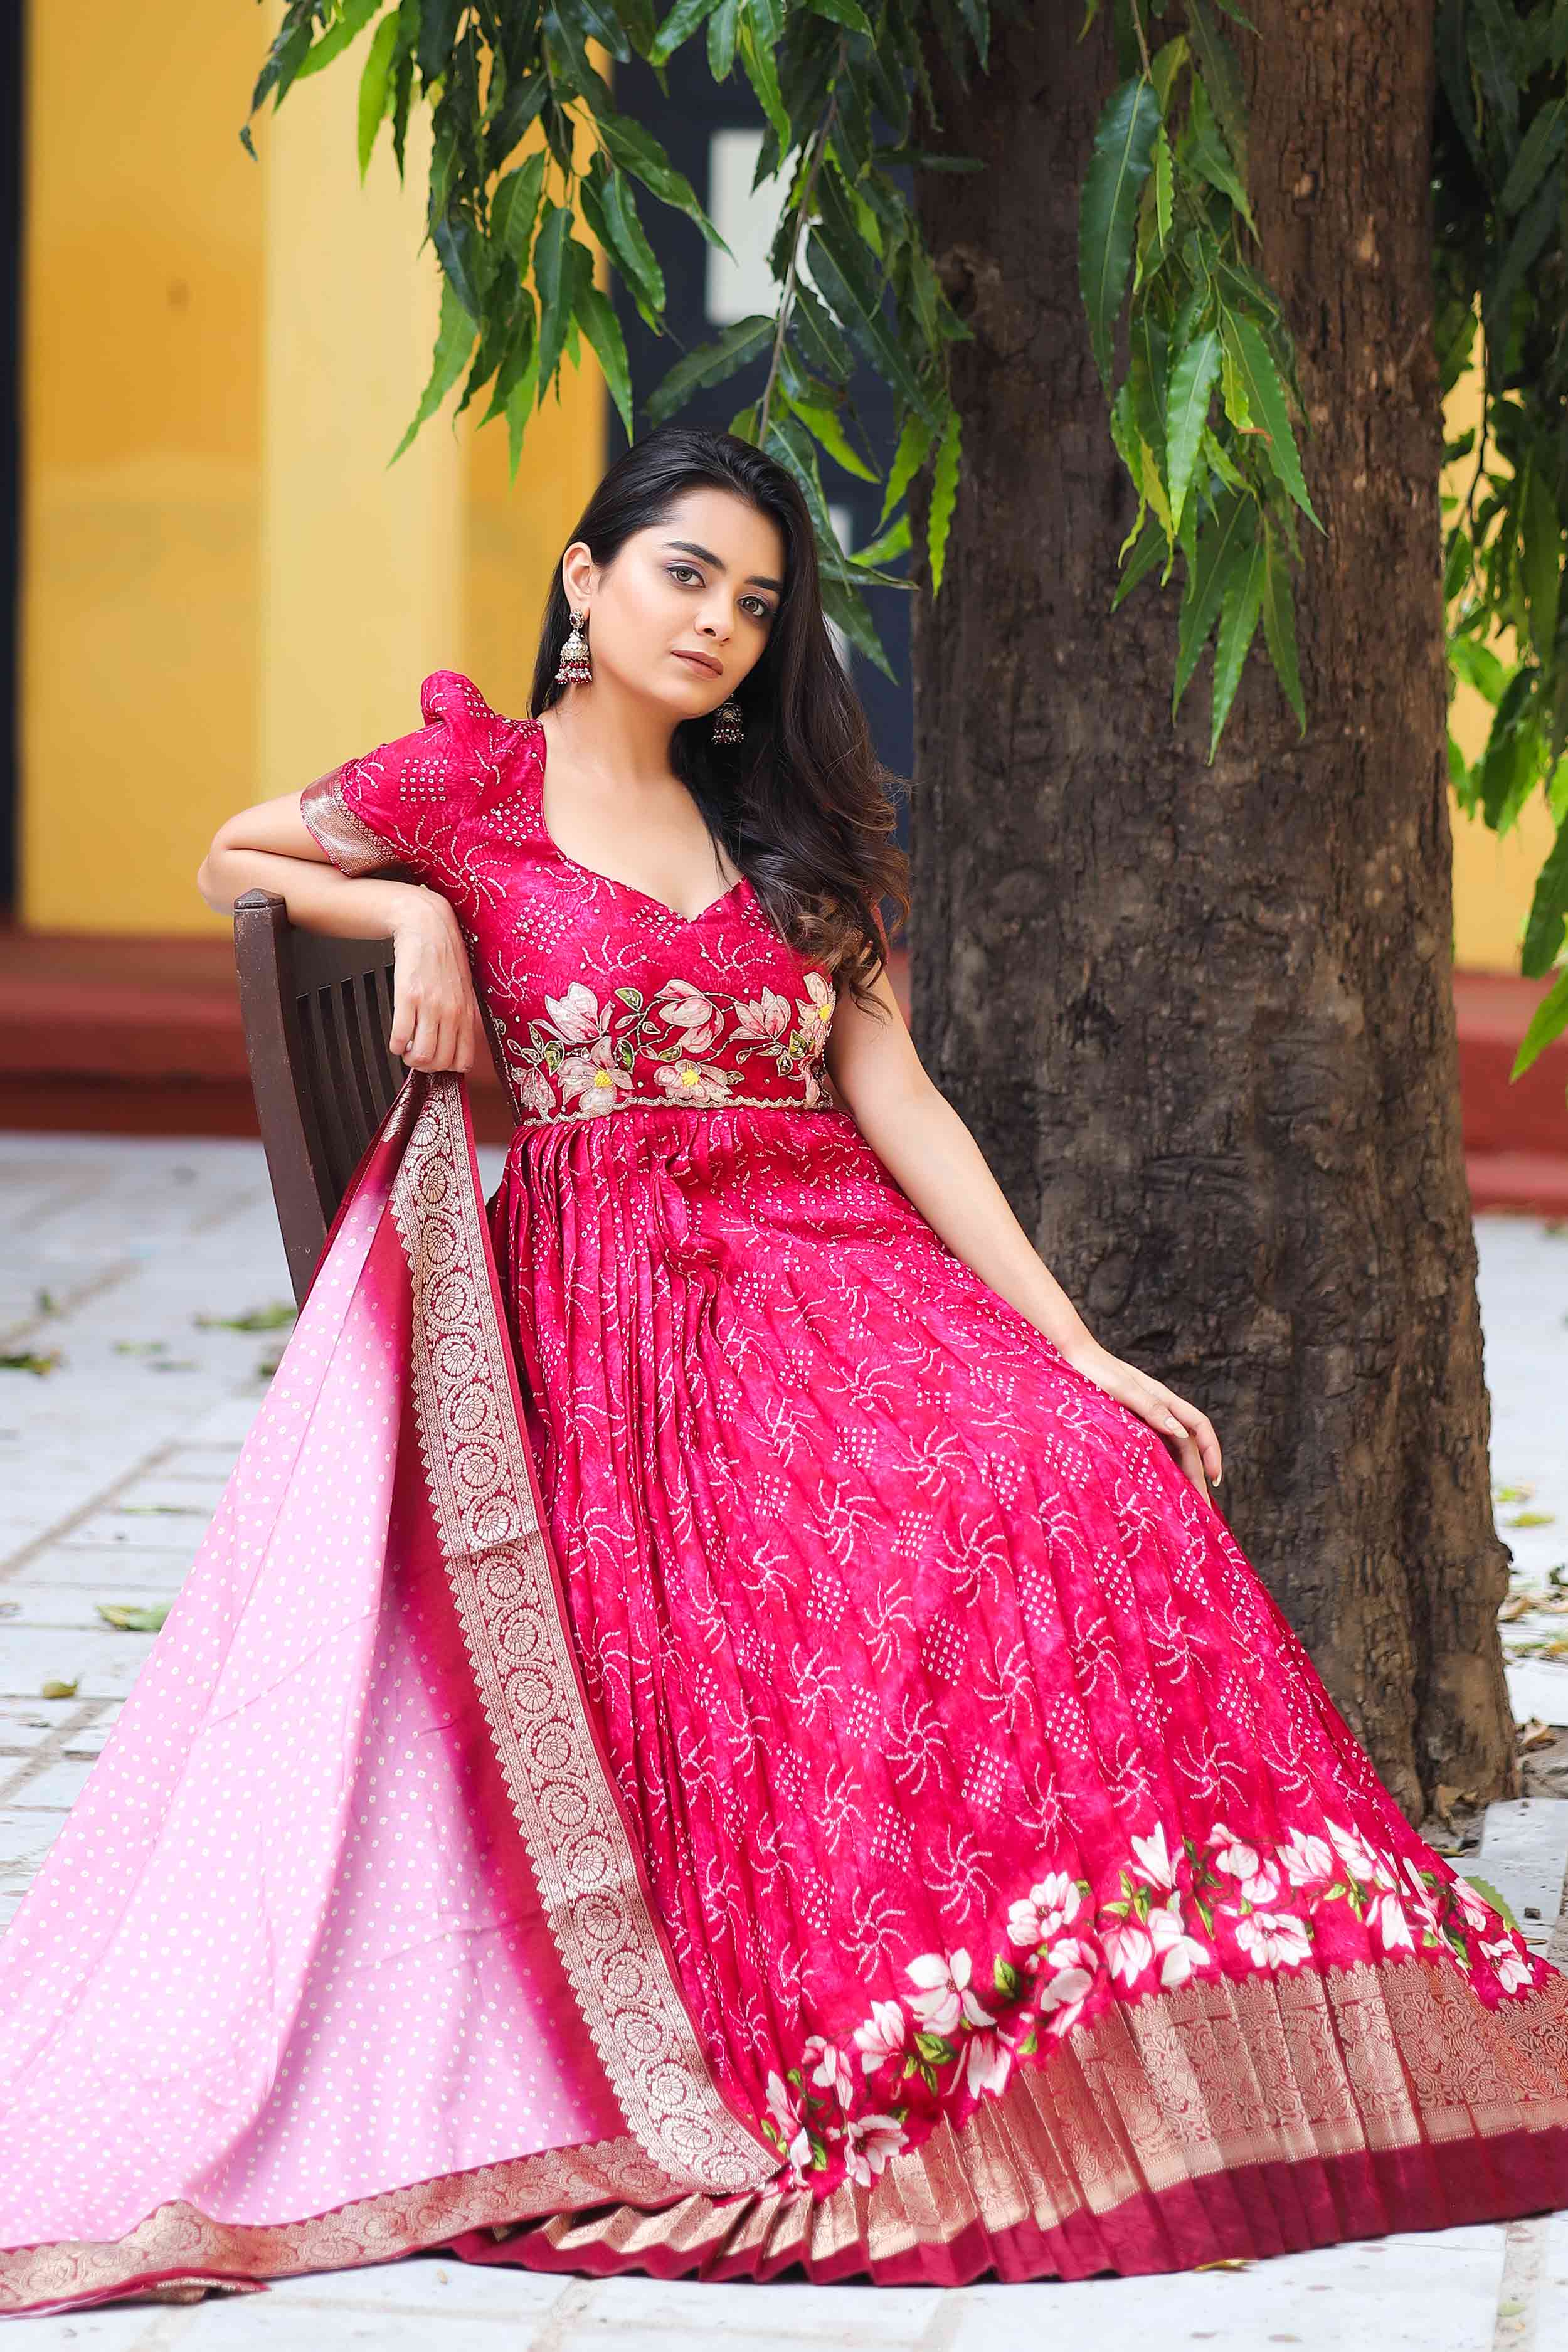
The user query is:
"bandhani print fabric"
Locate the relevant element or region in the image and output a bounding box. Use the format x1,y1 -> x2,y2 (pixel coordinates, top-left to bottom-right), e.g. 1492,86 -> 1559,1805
3,669 -> 1568,2318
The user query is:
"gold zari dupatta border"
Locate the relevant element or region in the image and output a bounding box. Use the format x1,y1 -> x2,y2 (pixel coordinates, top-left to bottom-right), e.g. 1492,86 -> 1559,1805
388,1074 -> 778,2198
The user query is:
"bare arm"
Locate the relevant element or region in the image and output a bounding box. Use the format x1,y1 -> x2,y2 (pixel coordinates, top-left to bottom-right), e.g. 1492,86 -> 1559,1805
825,960 -> 1221,1497
196,793 -> 484,1076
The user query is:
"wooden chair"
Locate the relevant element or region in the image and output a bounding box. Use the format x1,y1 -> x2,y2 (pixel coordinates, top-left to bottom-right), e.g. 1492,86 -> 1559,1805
231,889 -> 407,1306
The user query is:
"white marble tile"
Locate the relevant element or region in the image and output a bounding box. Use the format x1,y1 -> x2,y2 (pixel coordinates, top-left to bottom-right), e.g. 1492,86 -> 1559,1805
945,2224 -> 1509,2352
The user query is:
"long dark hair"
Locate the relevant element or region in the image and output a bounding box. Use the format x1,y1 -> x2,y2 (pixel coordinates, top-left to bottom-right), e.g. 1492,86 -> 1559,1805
527,423 -> 909,1015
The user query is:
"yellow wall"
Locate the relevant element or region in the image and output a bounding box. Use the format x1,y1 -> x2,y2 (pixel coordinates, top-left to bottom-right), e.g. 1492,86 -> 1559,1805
18,3 -> 607,935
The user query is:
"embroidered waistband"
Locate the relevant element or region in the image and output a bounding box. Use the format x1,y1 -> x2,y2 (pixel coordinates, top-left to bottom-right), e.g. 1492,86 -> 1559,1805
507,1090 -> 840,1135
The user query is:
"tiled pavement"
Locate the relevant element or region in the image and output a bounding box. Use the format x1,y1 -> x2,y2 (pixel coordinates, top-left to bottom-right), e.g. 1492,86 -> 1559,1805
1,1131 -> 1567,2348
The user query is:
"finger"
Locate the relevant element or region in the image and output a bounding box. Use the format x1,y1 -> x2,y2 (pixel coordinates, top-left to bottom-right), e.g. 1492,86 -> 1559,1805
1153,1388 -> 1223,1487
388,981 -> 416,1059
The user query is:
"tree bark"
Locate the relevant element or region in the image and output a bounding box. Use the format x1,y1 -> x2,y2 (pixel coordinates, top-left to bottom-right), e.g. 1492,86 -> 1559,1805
908,0 -> 1515,1823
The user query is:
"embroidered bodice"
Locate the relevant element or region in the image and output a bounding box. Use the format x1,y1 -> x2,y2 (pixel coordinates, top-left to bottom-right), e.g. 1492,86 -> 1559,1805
300,670 -> 840,1131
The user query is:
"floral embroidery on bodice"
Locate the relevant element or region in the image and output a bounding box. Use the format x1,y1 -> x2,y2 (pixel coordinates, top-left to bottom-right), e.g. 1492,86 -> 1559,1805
299,675 -> 841,1133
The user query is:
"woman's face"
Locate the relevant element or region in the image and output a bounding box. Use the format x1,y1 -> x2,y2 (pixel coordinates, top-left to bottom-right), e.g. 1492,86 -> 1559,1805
561,485 -> 787,718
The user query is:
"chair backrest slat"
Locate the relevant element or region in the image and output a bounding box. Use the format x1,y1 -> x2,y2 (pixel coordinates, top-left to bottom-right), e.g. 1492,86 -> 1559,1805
232,889 -> 405,1306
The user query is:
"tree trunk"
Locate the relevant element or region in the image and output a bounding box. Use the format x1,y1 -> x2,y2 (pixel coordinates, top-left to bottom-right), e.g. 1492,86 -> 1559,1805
908,0 -> 1515,1824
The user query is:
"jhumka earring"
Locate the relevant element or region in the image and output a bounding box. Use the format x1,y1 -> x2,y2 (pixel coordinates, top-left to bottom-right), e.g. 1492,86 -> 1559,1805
711,695 -> 744,746
554,608 -> 593,688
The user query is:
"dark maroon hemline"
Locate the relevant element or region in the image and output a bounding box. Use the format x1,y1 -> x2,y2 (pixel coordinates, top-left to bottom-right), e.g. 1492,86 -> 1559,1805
440,2119 -> 1568,2288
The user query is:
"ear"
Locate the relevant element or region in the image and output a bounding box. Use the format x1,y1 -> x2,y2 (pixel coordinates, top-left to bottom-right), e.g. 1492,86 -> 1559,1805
561,541 -> 595,607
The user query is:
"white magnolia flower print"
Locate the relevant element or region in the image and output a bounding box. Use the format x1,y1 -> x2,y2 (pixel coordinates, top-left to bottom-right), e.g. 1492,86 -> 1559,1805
853,1998 -> 908,2074
1279,1828 -> 1336,1888
803,2033 -> 855,2109
1037,1941 -> 1096,2034
1146,1893 -> 1211,1987
1130,1823 -> 1179,1890
1370,1892 -> 1414,1952
1235,1909 -> 1313,1969
541,979 -> 610,1046
964,2028 -> 1014,2098
1102,1918 -> 1154,1987
1480,1934 -> 1534,1993
655,976 -> 724,1055
765,2068 -> 813,2180
558,1036 -> 635,1114
1324,1816 -> 1397,1890
1451,1877 -> 1496,1932
905,1947 -> 995,2035
841,2111 -> 906,2186
654,1057 -> 735,1106
797,970 -> 835,1042
1209,1823 -> 1283,1905
733,985 -> 795,1046
1007,1870 -> 1082,1951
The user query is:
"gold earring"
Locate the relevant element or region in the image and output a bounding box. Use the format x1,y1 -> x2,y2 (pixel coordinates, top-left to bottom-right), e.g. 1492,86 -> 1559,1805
554,607 -> 592,687
711,696 -> 743,745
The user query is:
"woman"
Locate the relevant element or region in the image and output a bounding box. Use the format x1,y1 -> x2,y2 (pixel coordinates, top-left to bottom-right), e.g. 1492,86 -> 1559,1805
3,424 -> 1568,2318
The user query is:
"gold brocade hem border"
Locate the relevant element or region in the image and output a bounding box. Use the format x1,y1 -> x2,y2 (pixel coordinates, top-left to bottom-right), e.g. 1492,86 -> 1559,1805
0,2136 -> 672,2317
299,767 -> 405,879
482,1952 -> 1568,2280
388,1074 -> 778,2199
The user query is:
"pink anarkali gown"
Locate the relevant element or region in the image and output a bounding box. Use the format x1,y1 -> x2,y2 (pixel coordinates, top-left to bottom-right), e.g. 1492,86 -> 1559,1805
4,669 -> 1568,2317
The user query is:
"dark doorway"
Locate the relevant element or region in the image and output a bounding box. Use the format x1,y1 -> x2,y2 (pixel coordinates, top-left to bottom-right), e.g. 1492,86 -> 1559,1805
607,50 -> 914,831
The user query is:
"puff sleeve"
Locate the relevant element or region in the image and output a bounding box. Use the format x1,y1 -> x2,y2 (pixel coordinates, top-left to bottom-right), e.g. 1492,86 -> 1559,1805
299,669 -> 499,894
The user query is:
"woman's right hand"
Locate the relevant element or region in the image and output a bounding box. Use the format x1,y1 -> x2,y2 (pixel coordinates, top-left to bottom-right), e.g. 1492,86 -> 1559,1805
388,887 -> 485,1074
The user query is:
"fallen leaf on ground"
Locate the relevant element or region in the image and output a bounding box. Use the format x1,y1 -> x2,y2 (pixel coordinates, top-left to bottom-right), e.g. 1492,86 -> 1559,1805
96,1603 -> 171,1633
194,1303 -> 297,1333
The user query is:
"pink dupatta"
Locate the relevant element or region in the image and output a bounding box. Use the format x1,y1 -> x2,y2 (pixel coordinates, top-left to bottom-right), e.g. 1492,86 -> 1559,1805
0,1070 -> 778,2317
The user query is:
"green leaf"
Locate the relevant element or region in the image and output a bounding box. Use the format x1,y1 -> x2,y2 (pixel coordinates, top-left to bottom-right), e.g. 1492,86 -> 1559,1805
297,0 -> 382,82
737,13 -> 792,158
576,274 -> 635,442
1260,525 -> 1306,734
1522,817 -> 1568,978
97,1601 -> 172,1633
1510,962 -> 1568,1079
806,230 -> 943,430
645,314 -> 775,425
1220,312 -> 1322,529
913,2030 -> 956,2065
531,203 -> 577,404
1500,93 -> 1567,213
806,0 -> 875,28
1113,512 -> 1168,608
650,0 -> 725,68
707,0 -> 741,78
356,9 -> 401,177
1078,77 -> 1162,388
389,272 -> 475,462
1173,487 -> 1251,715
598,109 -> 733,258
1185,0 -> 1249,182
1449,635 -> 1510,704
1521,457 -> 1561,664
1153,124 -> 1174,247
1165,329 -> 1222,538
492,152 -> 548,272
926,402 -> 963,593
1456,1873 -> 1521,1932
1183,69 -> 1255,231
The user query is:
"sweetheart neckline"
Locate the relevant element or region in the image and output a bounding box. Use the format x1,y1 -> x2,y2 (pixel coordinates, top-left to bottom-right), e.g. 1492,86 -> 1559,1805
519,717 -> 753,930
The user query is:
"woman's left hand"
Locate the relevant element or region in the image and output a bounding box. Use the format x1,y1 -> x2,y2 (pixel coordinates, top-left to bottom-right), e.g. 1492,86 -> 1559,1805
1059,1338 -> 1222,1501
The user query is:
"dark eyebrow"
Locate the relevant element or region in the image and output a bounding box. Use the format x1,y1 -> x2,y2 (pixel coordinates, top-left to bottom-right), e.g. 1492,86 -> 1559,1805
663,539 -> 783,595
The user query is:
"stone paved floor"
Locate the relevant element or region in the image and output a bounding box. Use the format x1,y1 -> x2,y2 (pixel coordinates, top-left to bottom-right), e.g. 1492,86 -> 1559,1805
1,1134 -> 1567,2348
